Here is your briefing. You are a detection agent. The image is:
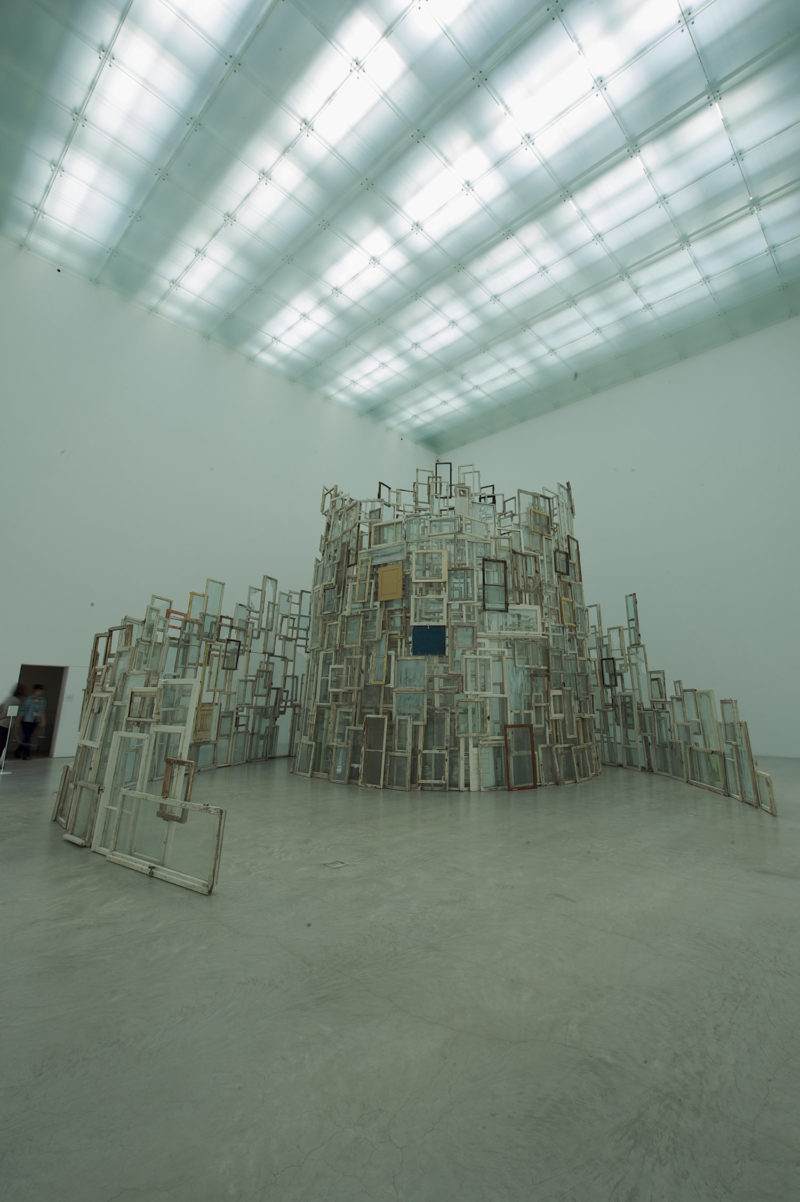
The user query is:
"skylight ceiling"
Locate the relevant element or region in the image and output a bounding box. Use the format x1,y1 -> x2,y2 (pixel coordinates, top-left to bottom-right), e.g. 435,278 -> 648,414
2,0 -> 799,451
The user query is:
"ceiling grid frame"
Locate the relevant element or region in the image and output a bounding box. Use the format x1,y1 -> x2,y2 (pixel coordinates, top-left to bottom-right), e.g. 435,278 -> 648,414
0,0 -> 798,449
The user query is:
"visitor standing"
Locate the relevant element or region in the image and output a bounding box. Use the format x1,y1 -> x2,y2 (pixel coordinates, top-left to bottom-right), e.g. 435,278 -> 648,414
15,684 -> 46,760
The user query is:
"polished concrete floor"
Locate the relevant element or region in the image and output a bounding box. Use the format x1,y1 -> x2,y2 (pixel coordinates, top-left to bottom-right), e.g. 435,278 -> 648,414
2,755 -> 799,1202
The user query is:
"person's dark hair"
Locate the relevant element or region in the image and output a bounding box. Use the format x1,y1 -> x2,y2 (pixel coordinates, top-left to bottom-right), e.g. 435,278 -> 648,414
33,683 -> 44,691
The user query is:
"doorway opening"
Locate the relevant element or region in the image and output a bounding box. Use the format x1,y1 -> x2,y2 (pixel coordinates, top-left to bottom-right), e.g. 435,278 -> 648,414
13,665 -> 68,758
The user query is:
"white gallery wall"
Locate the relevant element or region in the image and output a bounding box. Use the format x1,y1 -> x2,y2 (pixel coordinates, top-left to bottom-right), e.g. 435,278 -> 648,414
0,238 -> 429,752
454,315 -> 800,757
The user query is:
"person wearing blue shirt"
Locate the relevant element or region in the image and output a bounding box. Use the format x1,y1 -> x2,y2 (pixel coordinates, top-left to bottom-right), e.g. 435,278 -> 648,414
15,684 -> 46,760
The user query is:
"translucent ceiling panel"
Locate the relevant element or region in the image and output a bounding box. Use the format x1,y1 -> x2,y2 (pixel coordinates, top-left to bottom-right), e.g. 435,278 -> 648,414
488,164 -> 562,230
0,79 -> 76,182
492,18 -> 596,140
319,92 -> 408,176
27,0 -> 124,57
665,161 -> 751,232
759,192 -> 800,252
201,71 -> 295,163
387,24 -> 474,125
520,203 -> 595,261
572,157 -> 655,234
177,259 -> 250,315
534,307 -> 595,348
579,280 -> 643,325
565,0 -> 683,81
0,131 -> 52,229
44,172 -> 130,247
437,91 -> 519,165
230,175 -> 301,243
691,213 -> 768,278
559,327 -> 608,363
167,130 -> 253,212
27,217 -> 111,277
89,67 -> 186,163
603,32 -> 709,141
690,0 -> 798,82
639,106 -> 734,197
495,273 -> 553,322
244,7 -> 349,119
133,179 -> 221,254
593,304 -> 659,345
119,2 -> 226,85
103,250 -> 166,299
741,124 -> 800,196
600,206 -> 678,269
547,240 -> 619,293
533,96 -> 628,186
0,195 -> 37,243
718,58 -> 800,154
649,280 -> 715,322
66,124 -> 153,204
1,5 -> 97,111
0,0 -> 797,448
157,292 -> 226,335
147,0 -> 237,49
436,0 -> 531,61
239,186 -> 313,248
709,253 -> 782,308
211,223 -> 283,290
629,249 -> 703,305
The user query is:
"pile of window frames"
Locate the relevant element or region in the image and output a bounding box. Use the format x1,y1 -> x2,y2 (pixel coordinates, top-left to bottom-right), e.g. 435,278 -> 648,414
53,576 -> 310,892
590,595 -> 776,813
296,464 -> 596,792
295,464 -> 775,813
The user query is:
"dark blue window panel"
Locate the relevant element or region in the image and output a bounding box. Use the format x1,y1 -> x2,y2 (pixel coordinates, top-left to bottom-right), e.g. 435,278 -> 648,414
412,625 -> 446,656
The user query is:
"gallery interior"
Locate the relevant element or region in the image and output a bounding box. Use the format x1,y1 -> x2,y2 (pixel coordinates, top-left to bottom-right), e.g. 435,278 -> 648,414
1,1 -> 798,1199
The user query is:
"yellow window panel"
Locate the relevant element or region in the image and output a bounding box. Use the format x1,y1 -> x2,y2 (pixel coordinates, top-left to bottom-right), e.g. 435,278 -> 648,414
377,562 -> 403,602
